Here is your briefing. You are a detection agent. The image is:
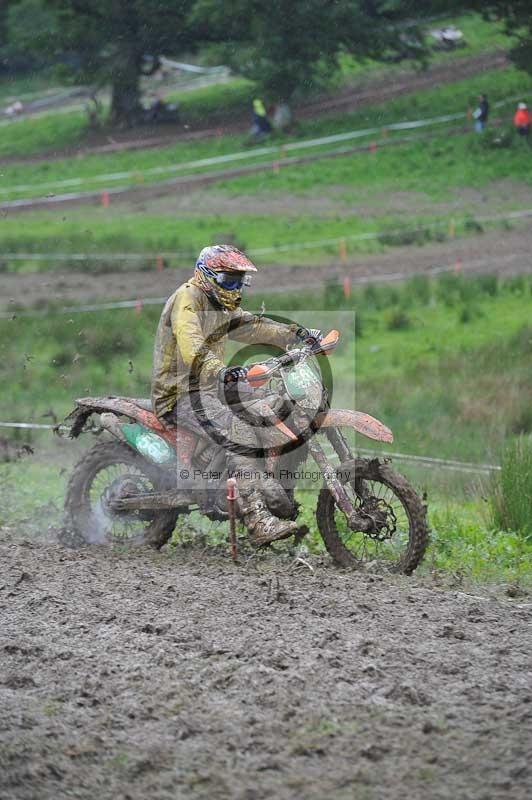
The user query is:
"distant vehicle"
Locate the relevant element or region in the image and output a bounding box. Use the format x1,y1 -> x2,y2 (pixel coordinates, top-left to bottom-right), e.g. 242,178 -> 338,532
430,26 -> 465,50
4,100 -> 24,116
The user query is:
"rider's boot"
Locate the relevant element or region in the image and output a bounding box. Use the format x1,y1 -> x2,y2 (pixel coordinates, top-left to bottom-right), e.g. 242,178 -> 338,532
237,481 -> 298,547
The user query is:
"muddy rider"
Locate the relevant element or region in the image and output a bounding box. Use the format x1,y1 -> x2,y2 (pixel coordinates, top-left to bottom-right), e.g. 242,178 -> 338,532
151,245 -> 322,546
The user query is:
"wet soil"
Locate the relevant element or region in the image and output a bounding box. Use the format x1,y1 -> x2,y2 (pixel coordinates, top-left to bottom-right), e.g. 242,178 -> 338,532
2,226 -> 532,314
0,538 -> 530,800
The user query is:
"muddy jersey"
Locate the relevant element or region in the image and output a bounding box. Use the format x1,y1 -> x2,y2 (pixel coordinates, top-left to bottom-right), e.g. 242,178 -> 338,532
151,280 -> 298,417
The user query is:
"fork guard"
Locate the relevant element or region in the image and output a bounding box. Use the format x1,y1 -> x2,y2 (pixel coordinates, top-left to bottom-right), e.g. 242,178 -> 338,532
314,409 -> 393,444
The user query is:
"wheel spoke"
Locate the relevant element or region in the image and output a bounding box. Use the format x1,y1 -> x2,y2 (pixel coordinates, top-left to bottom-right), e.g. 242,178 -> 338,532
87,461 -> 156,544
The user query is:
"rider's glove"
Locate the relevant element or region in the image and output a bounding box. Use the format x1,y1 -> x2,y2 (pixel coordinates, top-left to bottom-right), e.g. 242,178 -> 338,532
219,365 -> 249,384
296,326 -> 323,347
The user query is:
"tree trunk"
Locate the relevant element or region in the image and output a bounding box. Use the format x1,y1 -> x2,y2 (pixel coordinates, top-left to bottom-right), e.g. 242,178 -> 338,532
109,49 -> 142,128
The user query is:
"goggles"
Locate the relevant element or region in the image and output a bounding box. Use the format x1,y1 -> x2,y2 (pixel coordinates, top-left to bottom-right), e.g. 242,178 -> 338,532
213,271 -> 251,290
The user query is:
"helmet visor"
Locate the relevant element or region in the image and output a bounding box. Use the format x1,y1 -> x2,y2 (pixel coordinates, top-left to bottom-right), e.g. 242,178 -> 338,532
214,271 -> 250,290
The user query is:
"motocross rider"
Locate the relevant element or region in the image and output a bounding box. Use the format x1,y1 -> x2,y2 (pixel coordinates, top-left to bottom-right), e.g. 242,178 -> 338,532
151,244 -> 321,547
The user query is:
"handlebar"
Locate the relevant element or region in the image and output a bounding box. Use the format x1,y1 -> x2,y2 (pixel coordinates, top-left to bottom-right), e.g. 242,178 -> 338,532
247,329 -> 339,387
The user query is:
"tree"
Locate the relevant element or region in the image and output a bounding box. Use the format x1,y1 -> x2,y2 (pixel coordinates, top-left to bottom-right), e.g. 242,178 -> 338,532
13,0 -> 195,126
3,0 -> 59,72
190,1 -> 462,109
471,1 -> 532,76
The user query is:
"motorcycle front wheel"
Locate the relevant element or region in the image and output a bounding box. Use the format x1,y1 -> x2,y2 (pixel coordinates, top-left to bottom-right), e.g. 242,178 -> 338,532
316,457 -> 429,574
64,440 -> 178,548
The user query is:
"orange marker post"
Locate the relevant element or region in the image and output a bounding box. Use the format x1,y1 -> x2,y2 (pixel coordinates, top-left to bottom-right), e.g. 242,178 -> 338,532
101,190 -> 110,208
454,258 -> 462,274
156,255 -> 164,273
343,275 -> 351,299
227,477 -> 238,563
135,296 -> 143,315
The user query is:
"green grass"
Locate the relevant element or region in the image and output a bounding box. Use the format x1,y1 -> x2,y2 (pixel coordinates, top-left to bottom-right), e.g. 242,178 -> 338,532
0,109 -> 89,159
1,61 -> 530,191
0,211 -> 394,266
489,436 -> 532,538
212,126 -> 532,201
0,71 -> 67,105
332,12 -> 510,87
1,274 -> 530,462
168,77 -> 255,124
424,499 -> 532,586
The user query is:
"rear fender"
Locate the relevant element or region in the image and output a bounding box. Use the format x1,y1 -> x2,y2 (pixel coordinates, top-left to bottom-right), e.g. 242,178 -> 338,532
67,396 -> 197,465
315,409 -> 393,443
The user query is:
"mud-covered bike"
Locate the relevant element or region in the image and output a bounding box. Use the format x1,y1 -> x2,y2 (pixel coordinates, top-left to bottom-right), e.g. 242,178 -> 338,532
61,330 -> 428,573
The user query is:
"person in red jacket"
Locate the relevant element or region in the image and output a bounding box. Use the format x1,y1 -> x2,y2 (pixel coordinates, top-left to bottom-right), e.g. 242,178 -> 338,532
513,103 -> 531,137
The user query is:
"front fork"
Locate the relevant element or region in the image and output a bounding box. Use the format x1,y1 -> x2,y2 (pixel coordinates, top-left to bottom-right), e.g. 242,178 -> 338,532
307,436 -> 372,533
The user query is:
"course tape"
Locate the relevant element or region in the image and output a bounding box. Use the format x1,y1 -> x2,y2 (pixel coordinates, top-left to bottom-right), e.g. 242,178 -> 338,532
0,245 -> 527,321
0,421 -> 500,473
0,96 -> 519,199
1,205 -> 531,268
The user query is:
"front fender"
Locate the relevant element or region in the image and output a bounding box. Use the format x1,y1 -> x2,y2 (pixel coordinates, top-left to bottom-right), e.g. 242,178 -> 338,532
315,409 -> 393,443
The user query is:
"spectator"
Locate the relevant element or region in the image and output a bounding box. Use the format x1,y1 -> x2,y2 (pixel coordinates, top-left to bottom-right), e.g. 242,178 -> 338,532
513,102 -> 531,138
473,94 -> 489,133
251,98 -> 271,140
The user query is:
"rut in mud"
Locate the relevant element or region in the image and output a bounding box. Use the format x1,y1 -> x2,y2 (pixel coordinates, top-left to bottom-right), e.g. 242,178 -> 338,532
1,539 -> 530,800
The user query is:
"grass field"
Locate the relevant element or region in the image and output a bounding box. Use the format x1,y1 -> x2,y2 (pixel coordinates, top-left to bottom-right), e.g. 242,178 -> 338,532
0,208 -> 490,270
2,66 -> 531,200
2,274 -> 530,457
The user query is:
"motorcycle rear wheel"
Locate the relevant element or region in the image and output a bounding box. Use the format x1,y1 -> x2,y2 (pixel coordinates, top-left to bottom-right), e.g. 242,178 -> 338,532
64,440 -> 178,548
316,457 -> 428,574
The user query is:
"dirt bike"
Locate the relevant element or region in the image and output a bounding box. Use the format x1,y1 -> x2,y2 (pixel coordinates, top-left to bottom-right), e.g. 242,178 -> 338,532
60,330 -> 429,573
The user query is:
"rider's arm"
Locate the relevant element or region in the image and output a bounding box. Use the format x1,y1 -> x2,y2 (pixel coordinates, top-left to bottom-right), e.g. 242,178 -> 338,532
228,309 -> 299,347
171,291 -> 225,384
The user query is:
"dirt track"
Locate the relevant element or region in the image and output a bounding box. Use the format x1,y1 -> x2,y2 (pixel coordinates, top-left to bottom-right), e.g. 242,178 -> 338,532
2,226 -> 532,313
1,538 -> 531,800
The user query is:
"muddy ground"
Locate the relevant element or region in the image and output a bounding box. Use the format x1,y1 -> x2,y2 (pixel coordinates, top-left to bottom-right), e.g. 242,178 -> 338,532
1,537 -> 531,800
2,225 -> 532,313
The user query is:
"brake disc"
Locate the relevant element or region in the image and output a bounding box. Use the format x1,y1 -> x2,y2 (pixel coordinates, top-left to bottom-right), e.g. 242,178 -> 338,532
357,497 -> 397,542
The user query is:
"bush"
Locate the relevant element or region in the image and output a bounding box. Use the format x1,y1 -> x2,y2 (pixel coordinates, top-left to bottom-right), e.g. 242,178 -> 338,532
459,303 -> 482,324
378,226 -> 434,248
386,309 -> 411,331
505,275 -> 530,297
464,217 -> 484,234
489,436 -> 532,538
477,274 -> 498,297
